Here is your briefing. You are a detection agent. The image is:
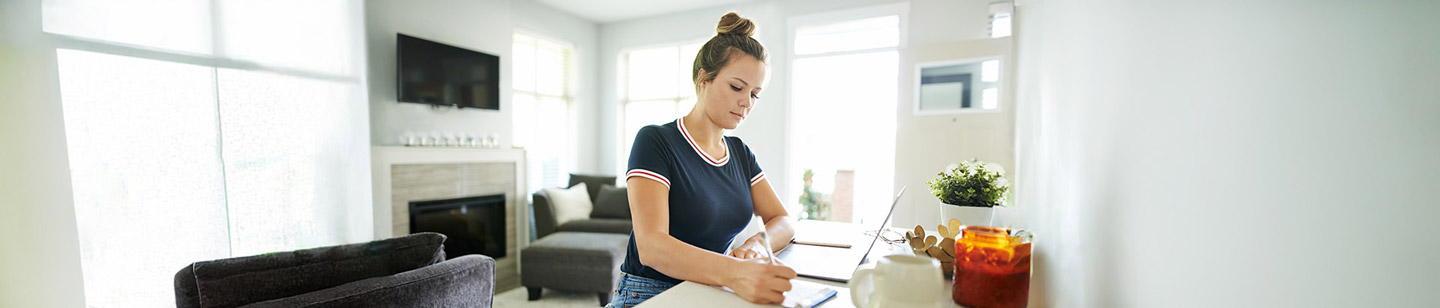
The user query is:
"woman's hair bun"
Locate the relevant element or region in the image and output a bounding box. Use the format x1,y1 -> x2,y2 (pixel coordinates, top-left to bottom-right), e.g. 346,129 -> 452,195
716,12 -> 756,37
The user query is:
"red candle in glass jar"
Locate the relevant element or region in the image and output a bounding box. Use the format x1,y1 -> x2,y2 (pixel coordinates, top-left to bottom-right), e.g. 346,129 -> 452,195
952,226 -> 1031,308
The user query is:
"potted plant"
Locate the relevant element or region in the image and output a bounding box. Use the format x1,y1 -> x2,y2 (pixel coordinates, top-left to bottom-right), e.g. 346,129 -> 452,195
928,159 -> 1009,226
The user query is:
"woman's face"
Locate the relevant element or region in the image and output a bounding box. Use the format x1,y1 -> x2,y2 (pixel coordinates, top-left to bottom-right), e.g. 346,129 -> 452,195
698,53 -> 767,130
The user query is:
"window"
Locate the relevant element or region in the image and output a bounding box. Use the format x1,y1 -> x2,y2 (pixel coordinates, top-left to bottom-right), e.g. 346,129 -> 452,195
990,2 -> 1013,38
917,58 -> 1002,112
46,0 -> 368,307
513,33 -> 576,194
618,42 -> 704,174
789,6 -> 903,224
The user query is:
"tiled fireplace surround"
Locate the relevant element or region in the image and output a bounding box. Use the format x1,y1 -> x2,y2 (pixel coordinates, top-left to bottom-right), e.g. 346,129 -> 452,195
371,146 -> 528,292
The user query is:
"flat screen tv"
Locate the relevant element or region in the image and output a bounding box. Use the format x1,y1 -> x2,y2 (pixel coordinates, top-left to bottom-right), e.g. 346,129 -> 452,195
397,33 -> 500,110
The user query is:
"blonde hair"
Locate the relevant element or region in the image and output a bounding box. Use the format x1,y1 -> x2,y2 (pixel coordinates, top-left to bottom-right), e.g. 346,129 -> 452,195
692,12 -> 767,93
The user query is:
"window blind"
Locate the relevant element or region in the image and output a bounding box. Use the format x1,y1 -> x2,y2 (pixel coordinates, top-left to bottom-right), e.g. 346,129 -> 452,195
47,0 -> 369,306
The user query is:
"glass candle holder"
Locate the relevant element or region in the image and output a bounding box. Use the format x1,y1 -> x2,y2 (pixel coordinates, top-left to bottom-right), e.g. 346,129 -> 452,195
952,226 -> 1032,308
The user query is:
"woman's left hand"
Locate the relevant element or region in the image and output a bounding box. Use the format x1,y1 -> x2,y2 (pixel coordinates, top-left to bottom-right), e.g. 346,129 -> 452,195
729,238 -> 770,260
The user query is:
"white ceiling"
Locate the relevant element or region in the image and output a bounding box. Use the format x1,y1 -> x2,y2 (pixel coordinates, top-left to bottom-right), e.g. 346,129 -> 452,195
534,0 -> 755,23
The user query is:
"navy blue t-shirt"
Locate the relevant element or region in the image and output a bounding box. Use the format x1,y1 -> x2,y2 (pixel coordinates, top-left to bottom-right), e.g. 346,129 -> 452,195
621,118 -> 767,285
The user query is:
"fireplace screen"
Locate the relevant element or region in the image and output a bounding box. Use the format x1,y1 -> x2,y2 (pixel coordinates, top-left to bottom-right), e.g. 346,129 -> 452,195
409,194 -> 506,259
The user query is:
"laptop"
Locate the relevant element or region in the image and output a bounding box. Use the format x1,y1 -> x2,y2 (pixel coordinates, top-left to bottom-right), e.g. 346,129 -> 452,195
775,186 -> 906,282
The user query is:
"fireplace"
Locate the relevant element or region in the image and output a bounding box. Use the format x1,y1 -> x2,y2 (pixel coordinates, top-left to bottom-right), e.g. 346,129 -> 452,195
376,147 -> 526,291
409,194 -> 507,259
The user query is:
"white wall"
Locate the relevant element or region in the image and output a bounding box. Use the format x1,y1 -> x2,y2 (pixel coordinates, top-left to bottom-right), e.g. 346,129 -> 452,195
0,0 -> 88,306
907,0 -> 989,46
367,0 -> 603,174
892,37 -> 1016,230
1013,1 -> 1440,307
366,0 -> 515,148
889,0 -> 998,231
512,0 -> 602,173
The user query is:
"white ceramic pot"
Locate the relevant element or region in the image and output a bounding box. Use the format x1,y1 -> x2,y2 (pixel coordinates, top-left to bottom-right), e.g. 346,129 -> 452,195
940,203 -> 997,227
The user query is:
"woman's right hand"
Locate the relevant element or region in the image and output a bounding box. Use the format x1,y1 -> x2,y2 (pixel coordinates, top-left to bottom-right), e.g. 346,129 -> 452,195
725,258 -> 798,304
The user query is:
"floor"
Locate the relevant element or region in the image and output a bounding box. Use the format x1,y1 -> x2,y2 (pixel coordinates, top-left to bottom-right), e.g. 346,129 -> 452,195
493,286 -> 607,308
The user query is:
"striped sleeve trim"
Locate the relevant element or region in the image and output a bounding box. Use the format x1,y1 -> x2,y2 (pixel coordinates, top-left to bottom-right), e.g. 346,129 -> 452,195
749,172 -> 766,186
627,169 -> 671,189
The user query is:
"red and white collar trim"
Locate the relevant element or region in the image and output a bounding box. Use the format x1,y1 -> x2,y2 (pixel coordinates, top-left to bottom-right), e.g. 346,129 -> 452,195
677,117 -> 729,167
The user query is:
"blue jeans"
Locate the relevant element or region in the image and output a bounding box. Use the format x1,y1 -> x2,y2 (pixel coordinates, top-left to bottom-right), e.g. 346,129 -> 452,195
606,272 -> 677,308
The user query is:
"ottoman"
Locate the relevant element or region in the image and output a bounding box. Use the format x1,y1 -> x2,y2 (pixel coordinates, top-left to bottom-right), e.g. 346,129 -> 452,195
521,232 -> 630,306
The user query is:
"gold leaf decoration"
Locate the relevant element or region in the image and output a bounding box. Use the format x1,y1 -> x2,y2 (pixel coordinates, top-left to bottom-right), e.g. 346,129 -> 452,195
906,223 -> 961,279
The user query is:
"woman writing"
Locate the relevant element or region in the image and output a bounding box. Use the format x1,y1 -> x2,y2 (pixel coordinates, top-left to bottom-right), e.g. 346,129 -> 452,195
610,12 -> 796,307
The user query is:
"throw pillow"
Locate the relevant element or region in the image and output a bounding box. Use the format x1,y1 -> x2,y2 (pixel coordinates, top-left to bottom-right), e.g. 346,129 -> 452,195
544,182 -> 593,226
568,173 -> 617,201
590,184 -> 631,219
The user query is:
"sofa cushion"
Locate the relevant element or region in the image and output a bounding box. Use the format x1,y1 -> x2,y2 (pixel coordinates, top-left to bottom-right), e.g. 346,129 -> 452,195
177,233 -> 446,308
544,182 -> 593,226
556,218 -> 633,235
590,184 -> 630,219
568,174 -> 616,201
520,232 -> 629,294
237,255 -> 495,308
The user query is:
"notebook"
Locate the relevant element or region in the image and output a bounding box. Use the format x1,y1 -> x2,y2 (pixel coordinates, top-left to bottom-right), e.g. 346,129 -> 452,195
790,220 -> 857,249
782,279 -> 839,308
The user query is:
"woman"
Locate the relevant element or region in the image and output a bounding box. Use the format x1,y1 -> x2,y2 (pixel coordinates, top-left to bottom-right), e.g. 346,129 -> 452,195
610,12 -> 796,307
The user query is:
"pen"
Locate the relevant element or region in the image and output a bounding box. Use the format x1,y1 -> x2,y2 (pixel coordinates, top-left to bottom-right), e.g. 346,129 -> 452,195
758,231 -> 775,265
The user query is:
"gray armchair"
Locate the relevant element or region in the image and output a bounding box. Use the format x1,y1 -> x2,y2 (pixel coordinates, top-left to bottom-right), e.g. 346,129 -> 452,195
174,232 -> 493,308
531,174 -> 632,240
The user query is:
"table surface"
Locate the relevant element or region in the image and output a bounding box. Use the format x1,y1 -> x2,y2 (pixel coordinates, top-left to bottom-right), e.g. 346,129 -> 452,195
636,220 -> 963,308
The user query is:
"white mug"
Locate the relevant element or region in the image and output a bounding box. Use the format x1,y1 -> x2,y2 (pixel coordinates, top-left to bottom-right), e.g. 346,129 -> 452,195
849,254 -> 945,308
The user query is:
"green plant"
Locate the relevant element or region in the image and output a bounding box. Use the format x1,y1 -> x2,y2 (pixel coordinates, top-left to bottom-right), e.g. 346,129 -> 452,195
798,168 -> 831,220
928,159 -> 1009,207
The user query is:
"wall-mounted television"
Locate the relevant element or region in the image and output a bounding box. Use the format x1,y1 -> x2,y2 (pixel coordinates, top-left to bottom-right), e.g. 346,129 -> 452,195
397,33 -> 500,110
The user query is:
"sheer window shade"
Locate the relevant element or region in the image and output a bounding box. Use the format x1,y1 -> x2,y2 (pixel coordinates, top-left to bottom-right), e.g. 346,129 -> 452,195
513,33 -> 575,194
793,15 -> 899,55
57,49 -> 232,308
47,0 -> 368,307
789,11 -> 901,224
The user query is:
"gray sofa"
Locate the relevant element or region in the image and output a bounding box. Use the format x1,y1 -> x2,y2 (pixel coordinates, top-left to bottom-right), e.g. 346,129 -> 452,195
174,232 -> 494,308
530,174 -> 633,239
523,174 -> 632,306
